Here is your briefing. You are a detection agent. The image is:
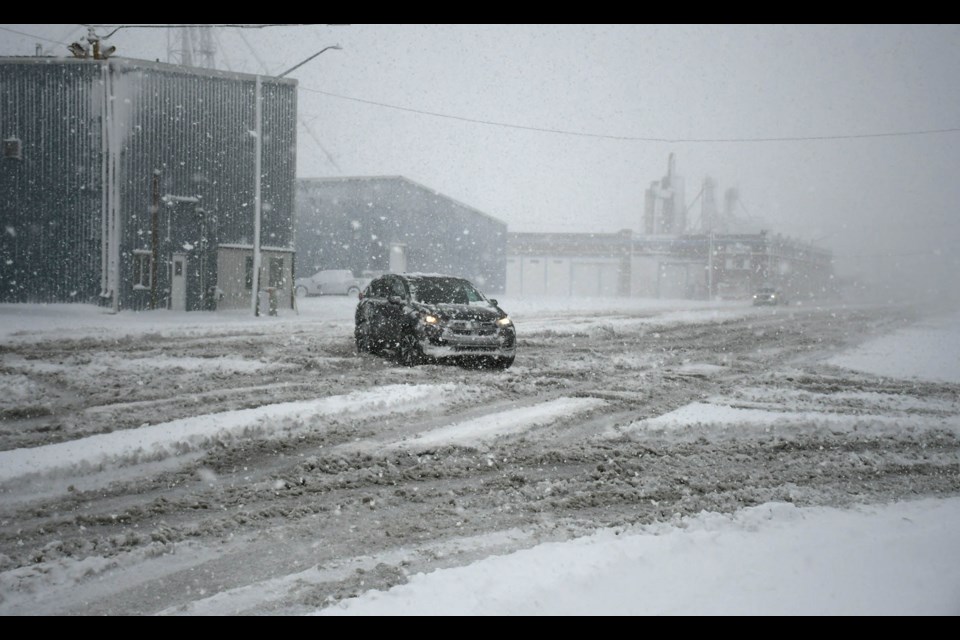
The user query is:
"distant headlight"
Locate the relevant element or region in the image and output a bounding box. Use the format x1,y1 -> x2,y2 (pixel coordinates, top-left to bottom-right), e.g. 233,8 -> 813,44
422,313 -> 440,325
496,316 -> 513,326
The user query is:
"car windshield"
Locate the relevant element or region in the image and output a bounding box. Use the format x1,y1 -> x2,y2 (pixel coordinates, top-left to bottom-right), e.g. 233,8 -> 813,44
411,278 -> 485,305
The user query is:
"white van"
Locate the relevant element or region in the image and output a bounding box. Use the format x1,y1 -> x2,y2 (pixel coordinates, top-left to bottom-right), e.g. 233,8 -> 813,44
294,269 -> 366,297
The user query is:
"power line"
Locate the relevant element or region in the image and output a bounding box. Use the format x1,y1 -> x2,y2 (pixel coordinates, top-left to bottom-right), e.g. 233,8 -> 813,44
209,27 -> 235,71
41,25 -> 87,56
87,24 -> 312,30
233,28 -> 342,172
0,26 -> 68,45
86,24 -> 319,40
299,85 -> 960,143
9,25 -> 955,146
86,24 -> 313,27
233,27 -> 273,74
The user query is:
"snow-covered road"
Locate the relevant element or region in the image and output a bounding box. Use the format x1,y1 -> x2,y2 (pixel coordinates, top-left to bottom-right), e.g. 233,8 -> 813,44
0,297 -> 957,615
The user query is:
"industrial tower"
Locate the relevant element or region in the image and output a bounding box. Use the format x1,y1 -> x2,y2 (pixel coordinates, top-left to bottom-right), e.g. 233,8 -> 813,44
166,27 -> 216,69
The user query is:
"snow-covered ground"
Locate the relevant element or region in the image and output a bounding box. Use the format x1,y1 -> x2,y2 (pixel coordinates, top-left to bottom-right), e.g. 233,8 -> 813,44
0,296 -> 958,615
316,498 -> 960,616
315,303 -> 960,616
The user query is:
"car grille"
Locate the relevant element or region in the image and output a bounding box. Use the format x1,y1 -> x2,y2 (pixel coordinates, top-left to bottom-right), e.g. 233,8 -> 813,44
449,320 -> 496,336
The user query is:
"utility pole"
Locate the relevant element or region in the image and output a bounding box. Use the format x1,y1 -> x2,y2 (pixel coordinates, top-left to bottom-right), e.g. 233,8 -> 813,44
250,43 -> 342,316
67,27 -> 117,60
150,170 -> 160,310
251,75 -> 263,316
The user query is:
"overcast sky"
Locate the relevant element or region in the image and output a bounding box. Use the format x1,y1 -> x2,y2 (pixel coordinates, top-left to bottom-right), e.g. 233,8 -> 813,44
3,24 -> 959,297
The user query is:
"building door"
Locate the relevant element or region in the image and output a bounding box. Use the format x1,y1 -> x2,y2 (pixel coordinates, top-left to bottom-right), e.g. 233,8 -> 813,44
389,243 -> 407,273
171,253 -> 187,311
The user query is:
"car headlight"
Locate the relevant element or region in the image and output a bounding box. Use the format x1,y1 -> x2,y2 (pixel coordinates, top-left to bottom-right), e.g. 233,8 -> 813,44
422,313 -> 440,325
496,316 -> 513,327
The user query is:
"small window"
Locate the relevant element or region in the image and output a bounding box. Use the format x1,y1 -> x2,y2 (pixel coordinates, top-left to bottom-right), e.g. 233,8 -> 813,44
133,251 -> 152,289
370,278 -> 388,298
268,256 -> 284,288
389,278 -> 407,299
3,137 -> 22,160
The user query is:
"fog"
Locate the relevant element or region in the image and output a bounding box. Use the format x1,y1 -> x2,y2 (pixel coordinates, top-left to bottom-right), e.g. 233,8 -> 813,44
3,23 -> 959,305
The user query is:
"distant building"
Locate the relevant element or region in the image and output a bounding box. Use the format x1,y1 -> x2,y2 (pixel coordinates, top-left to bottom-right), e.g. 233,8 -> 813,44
0,56 -> 297,312
507,230 -> 834,300
296,176 -> 508,293
699,231 -> 834,301
506,231 -> 634,298
506,153 -> 834,300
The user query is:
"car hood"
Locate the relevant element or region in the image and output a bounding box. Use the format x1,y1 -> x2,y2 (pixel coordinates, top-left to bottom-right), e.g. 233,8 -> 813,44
415,302 -> 503,321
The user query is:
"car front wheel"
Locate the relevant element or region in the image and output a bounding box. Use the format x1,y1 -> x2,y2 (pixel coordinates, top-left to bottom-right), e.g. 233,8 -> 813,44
294,285 -> 308,298
397,332 -> 424,367
355,322 -> 371,354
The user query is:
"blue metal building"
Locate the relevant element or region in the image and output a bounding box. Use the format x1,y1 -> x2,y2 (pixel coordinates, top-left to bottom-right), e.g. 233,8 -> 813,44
296,176 -> 508,294
1,56 -> 297,311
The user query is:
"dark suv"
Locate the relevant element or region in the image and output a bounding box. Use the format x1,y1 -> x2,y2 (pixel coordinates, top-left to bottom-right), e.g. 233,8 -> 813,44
355,273 -> 516,369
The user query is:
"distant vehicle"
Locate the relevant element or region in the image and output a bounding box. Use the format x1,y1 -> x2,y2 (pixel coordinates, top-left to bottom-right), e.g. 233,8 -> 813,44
752,286 -> 788,306
355,273 -> 516,369
295,269 -> 369,298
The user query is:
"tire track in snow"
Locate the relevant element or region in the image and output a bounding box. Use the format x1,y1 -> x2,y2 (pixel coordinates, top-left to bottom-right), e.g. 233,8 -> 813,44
0,383 -> 470,487
388,397 -> 609,451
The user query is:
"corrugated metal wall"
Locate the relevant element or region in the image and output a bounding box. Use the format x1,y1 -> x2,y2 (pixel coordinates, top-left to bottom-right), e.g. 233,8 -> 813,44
0,58 -> 297,310
0,60 -> 103,303
111,62 -> 296,311
296,177 -> 507,294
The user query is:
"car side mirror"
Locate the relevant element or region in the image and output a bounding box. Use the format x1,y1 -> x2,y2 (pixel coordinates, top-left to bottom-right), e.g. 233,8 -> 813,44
488,299 -> 498,306
388,295 -> 404,305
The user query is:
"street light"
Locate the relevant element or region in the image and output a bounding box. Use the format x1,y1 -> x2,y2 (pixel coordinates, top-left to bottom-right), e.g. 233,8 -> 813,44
277,44 -> 342,78
251,43 -> 342,315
